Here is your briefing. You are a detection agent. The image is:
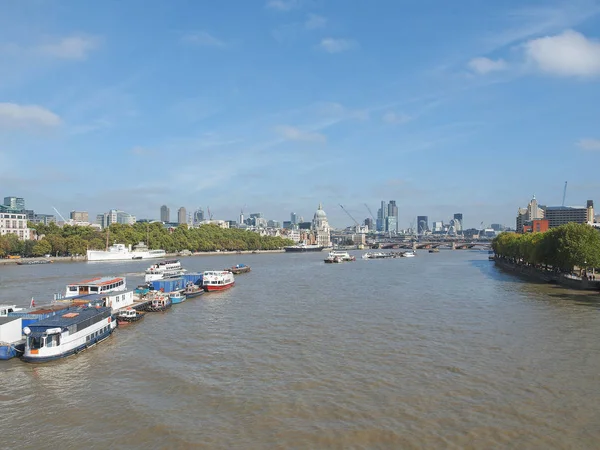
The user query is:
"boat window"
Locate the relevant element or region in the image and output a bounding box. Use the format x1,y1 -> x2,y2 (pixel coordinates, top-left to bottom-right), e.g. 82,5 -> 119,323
90,287 -> 98,292
69,286 -> 78,292
28,336 -> 44,349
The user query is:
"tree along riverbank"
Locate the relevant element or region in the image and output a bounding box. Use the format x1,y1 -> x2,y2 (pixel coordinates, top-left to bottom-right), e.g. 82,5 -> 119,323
0,222 -> 294,258
493,257 -> 600,291
0,249 -> 285,266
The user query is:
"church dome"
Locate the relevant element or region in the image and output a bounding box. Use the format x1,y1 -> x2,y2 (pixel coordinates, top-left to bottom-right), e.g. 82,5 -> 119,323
314,203 -> 327,219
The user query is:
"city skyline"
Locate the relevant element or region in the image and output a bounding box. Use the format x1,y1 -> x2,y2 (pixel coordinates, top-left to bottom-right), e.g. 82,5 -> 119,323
1,1 -> 599,228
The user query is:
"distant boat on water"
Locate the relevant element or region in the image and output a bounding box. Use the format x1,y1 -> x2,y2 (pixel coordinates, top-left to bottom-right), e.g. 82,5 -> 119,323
87,242 -> 166,262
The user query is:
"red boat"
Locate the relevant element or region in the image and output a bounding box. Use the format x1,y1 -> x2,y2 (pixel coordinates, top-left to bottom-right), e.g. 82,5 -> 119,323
202,270 -> 235,291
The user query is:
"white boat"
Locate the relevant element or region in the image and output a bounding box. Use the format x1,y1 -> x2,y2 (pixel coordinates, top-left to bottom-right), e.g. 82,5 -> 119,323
22,306 -> 115,363
0,304 -> 26,317
202,271 -> 235,292
86,242 -> 166,262
65,276 -> 127,298
324,251 -> 356,263
402,251 -> 416,258
144,259 -> 186,282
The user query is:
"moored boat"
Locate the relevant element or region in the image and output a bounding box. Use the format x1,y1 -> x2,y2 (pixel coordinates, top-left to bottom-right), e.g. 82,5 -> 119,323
144,259 -> 186,282
284,244 -> 325,252
225,264 -> 251,274
183,283 -> 205,299
22,306 -> 114,363
146,293 -> 172,312
65,276 -> 126,298
169,290 -> 187,304
202,271 -> 235,292
117,308 -> 145,325
87,242 -> 166,262
402,251 -> 416,258
16,259 -> 53,265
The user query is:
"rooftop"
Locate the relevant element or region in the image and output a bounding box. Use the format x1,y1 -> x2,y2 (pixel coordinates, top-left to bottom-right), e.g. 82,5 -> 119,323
67,276 -> 124,286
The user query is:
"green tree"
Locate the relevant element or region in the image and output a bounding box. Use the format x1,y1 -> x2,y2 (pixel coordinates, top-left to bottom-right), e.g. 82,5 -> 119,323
32,239 -> 53,257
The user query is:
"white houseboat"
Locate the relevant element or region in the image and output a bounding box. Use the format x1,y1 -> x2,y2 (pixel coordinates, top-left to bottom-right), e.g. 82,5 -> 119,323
22,306 -> 114,363
65,276 -> 127,298
202,271 -> 235,292
87,242 -> 166,262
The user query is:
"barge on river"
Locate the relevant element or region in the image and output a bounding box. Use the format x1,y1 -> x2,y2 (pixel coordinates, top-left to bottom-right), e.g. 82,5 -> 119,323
22,306 -> 114,363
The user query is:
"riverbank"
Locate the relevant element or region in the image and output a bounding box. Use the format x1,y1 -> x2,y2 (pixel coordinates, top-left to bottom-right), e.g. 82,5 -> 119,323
494,257 -> 600,291
0,249 -> 285,266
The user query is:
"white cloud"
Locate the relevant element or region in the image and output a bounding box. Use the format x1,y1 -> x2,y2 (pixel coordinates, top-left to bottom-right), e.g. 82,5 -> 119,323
266,0 -> 301,11
0,103 -> 61,128
319,38 -> 357,53
525,29 -> 600,76
275,125 -> 326,143
382,112 -> 411,124
181,31 -> 227,48
468,57 -> 508,74
305,14 -> 327,30
578,138 -> 600,151
37,36 -> 99,60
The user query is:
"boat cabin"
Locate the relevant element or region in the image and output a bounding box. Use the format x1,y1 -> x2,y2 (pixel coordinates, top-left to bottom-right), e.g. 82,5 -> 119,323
0,304 -> 23,317
66,290 -> 135,312
65,276 -> 126,298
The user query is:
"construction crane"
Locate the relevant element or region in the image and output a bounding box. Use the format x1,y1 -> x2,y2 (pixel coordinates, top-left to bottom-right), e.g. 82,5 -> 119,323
364,203 -> 376,222
562,181 -> 568,206
339,204 -> 360,230
52,206 -> 68,223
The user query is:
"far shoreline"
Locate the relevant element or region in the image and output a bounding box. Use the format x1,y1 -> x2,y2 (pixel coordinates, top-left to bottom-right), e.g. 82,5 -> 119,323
0,249 -> 285,266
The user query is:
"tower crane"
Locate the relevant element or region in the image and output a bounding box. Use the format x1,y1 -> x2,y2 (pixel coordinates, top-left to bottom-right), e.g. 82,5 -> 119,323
562,181 -> 568,206
339,204 -> 360,230
364,203 -> 376,222
52,206 -> 68,223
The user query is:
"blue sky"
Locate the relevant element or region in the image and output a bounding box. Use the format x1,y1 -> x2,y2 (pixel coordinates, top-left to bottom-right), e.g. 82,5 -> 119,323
1,0 -> 600,229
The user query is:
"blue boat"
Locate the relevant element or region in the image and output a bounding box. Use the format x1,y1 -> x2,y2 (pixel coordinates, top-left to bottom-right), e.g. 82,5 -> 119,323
0,317 -> 25,360
183,283 -> 205,299
169,290 -> 187,304
151,277 -> 185,293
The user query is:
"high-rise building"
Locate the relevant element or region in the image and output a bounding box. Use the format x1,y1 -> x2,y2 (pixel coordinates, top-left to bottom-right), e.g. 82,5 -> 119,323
516,195 -> 545,232
178,207 -> 187,224
3,197 -> 25,211
377,201 -> 387,232
417,216 -> 429,234
453,213 -> 463,228
98,209 -> 136,228
387,200 -> 398,233
193,208 -> 204,224
290,212 -> 297,225
160,205 -> 170,222
70,211 -> 89,222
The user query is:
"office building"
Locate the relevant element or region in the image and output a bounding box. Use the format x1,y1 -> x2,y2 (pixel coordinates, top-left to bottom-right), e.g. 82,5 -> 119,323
387,200 -> 398,233
3,197 -> 25,211
98,209 -> 136,228
0,211 -> 31,240
70,211 -> 89,222
193,208 -> 204,224
543,201 -> 593,228
453,213 -> 463,232
417,216 -> 429,234
160,205 -> 170,222
516,196 -> 593,231
178,207 -> 187,224
290,212 -> 297,225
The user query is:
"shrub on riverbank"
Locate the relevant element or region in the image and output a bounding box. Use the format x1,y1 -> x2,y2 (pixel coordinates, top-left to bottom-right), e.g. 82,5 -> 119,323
0,222 -> 294,257
492,223 -> 600,272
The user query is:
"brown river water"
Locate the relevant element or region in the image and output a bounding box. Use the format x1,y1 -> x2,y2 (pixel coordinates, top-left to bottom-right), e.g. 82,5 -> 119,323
1,250 -> 599,449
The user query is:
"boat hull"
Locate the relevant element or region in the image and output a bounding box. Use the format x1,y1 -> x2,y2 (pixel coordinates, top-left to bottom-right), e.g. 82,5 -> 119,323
284,246 -> 325,252
21,328 -> 113,363
170,296 -> 187,304
204,282 -> 235,292
87,251 -> 166,262
185,290 -> 205,299
0,341 -> 25,360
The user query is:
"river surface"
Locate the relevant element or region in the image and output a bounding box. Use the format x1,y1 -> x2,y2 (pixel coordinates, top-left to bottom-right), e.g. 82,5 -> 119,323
1,250 -> 600,449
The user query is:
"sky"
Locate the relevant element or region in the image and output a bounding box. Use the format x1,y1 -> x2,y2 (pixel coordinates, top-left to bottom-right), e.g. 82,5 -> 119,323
1,0 -> 600,230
